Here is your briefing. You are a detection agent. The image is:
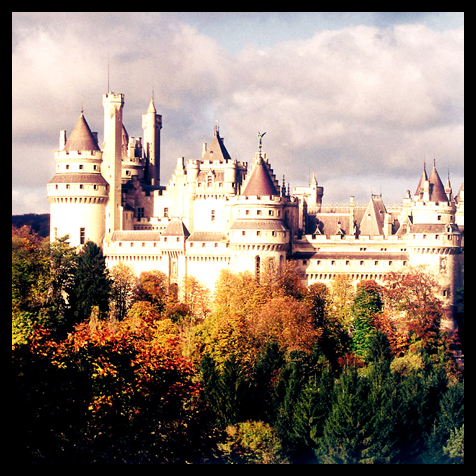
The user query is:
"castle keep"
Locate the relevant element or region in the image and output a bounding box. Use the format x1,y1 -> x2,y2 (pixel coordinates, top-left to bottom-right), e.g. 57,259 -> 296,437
47,92 -> 464,324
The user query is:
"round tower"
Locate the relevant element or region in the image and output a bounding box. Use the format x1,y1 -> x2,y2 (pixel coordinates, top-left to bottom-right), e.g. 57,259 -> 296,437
405,162 -> 463,326
47,112 -> 108,247
228,151 -> 295,280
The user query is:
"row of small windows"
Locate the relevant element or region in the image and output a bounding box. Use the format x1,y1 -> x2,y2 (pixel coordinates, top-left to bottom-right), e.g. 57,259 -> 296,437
117,240 -> 224,248
414,234 -> 453,240
54,184 -> 105,190
57,164 -> 99,171
307,273 -> 388,281
302,259 -> 407,267
238,230 -> 281,237
239,209 -> 281,217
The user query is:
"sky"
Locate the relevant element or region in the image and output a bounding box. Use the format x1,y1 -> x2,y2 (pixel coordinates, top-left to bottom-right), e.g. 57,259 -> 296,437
12,12 -> 464,215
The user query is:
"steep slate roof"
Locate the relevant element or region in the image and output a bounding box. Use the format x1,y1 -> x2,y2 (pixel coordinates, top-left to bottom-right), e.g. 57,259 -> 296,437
359,195 -> 387,237
428,164 -> 449,203
202,127 -> 232,161
162,218 -> 190,237
455,181 -> 464,203
294,251 -> 409,261
111,231 -> 163,241
414,162 -> 449,203
63,113 -> 100,152
48,172 -> 108,185
229,219 -> 288,231
188,231 -> 228,241
241,159 -> 279,196
415,165 -> 428,196
311,214 -> 350,236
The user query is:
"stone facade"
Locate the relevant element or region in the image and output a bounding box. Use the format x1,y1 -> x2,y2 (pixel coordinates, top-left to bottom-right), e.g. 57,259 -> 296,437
47,91 -> 464,323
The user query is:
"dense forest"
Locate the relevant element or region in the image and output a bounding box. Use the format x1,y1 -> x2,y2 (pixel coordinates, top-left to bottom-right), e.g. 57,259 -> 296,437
12,225 -> 464,464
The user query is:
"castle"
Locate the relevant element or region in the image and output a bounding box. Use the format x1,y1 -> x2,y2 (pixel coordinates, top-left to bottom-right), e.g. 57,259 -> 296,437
47,91 -> 464,326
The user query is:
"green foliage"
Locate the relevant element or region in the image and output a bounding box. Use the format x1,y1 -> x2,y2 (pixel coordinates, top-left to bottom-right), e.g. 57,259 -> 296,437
12,238 -> 464,465
12,316 -> 218,463
66,241 -> 111,324
12,227 -> 76,343
351,280 -> 383,361
443,424 -> 464,463
218,420 -> 289,464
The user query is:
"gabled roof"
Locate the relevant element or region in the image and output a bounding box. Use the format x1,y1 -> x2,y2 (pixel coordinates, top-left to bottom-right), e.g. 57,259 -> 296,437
202,126 -> 232,161
359,194 -> 387,237
63,113 -> 100,152
241,157 -> 279,197
162,218 -> 190,237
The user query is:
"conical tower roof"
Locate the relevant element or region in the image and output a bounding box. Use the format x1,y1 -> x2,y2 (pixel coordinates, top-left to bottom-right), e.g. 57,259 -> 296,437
415,164 -> 428,196
241,157 -> 279,197
428,162 -> 448,203
63,113 -> 99,152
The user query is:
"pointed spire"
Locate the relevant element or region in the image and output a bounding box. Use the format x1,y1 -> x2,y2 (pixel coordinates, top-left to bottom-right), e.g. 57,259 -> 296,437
445,170 -> 453,201
147,96 -> 156,113
428,161 -> 448,203
63,113 -> 100,152
415,161 -> 428,196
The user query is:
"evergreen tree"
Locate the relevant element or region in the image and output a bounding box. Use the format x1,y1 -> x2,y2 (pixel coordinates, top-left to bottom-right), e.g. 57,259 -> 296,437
351,280 -> 383,361
424,381 -> 464,463
67,241 -> 111,323
317,366 -> 372,463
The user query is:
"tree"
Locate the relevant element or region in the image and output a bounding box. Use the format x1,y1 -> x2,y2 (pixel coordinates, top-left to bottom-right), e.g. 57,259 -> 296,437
13,314 -> 215,463
250,296 -> 321,356
305,282 -> 329,325
138,269 -> 170,313
12,227 -> 77,344
424,381 -> 464,463
181,275 -> 211,321
443,424 -> 464,463
109,262 -> 139,320
383,267 -> 443,354
67,241 -> 111,323
217,420 -> 289,464
351,280 -> 383,361
317,366 -> 372,463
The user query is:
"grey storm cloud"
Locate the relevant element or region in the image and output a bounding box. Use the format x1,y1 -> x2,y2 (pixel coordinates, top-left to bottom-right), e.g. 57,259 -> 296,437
12,12 -> 463,214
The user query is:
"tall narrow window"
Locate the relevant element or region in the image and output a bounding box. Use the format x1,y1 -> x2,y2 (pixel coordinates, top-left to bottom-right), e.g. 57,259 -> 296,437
80,227 -> 86,245
255,255 -> 261,283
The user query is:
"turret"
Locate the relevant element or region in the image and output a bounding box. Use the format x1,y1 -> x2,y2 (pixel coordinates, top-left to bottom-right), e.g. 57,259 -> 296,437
102,92 -> 124,235
47,112 -> 107,247
142,97 -> 162,187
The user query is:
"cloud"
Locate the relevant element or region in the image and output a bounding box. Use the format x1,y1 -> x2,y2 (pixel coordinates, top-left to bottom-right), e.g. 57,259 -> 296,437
12,13 -> 463,214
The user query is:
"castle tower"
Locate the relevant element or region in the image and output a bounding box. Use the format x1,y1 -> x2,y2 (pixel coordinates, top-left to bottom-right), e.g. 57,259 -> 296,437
47,112 -> 108,247
102,92 -> 124,235
229,148 -> 294,280
406,162 -> 462,324
142,97 -> 162,187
